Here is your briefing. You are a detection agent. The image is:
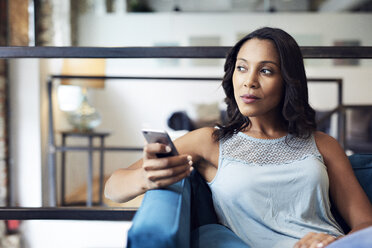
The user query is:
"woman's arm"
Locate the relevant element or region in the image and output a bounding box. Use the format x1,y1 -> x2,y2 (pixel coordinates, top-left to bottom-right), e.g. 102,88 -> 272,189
294,132 -> 372,248
104,127 -> 218,203
315,131 -> 372,233
104,144 -> 192,203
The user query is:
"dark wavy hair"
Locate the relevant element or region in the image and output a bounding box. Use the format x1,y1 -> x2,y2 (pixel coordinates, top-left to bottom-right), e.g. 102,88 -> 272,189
213,27 -> 317,141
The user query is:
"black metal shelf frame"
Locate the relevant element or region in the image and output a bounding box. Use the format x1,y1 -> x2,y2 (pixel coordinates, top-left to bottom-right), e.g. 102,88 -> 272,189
1,45 -> 372,221
0,207 -> 136,220
1,46 -> 372,59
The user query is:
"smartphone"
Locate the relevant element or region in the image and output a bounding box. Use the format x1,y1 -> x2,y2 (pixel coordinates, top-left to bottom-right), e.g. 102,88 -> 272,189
142,129 -> 179,158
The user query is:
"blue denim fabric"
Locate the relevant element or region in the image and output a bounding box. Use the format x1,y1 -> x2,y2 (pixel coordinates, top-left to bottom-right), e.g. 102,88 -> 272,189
127,179 -> 191,248
191,224 -> 250,248
327,226 -> 372,248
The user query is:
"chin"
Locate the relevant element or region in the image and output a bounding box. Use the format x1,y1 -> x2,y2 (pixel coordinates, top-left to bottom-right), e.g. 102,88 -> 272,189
238,106 -> 260,117
238,104 -> 280,119
244,113 -> 261,118
240,110 -> 261,118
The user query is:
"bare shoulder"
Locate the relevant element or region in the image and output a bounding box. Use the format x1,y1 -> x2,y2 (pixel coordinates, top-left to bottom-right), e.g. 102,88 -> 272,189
175,127 -> 216,144
314,131 -> 342,153
313,131 -> 348,167
313,131 -> 338,144
174,127 -> 219,165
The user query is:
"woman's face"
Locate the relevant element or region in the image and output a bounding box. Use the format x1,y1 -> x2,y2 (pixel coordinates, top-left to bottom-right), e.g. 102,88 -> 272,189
232,38 -> 283,119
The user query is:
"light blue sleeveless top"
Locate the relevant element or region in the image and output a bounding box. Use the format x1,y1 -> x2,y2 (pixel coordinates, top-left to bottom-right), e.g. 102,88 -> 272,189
207,132 -> 344,248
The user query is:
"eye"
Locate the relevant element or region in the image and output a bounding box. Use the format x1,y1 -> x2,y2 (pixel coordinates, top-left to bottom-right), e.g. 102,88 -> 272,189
236,66 -> 247,72
261,68 -> 273,75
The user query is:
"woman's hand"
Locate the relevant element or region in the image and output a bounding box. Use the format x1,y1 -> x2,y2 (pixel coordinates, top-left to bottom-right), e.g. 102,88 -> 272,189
294,232 -> 338,248
141,142 -> 193,190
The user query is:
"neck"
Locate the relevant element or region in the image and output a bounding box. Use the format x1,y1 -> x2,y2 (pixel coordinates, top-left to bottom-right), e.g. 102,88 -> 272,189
243,113 -> 287,139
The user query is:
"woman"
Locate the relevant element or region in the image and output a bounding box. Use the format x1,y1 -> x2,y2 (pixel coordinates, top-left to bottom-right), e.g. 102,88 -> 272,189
105,27 -> 372,248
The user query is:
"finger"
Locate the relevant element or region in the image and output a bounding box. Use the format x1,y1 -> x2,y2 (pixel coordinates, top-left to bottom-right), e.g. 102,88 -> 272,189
143,143 -> 172,159
296,232 -> 324,248
144,143 -> 171,159
309,240 -> 327,248
295,232 -> 315,248
308,236 -> 325,248
294,237 -> 309,248
149,167 -> 193,189
321,235 -> 336,247
143,155 -> 192,171
309,234 -> 334,248
309,240 -> 323,248
146,163 -> 193,182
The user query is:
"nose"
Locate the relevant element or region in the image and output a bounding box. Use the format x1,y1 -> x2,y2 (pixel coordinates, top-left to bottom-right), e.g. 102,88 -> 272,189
243,72 -> 259,89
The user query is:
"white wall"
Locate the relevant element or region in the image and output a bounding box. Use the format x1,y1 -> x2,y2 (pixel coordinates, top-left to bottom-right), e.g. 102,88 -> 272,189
9,59 -> 42,207
21,220 -> 131,248
78,13 -> 372,48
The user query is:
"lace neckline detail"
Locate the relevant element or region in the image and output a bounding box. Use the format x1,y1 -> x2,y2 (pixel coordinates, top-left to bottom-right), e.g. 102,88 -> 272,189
238,132 -> 290,143
221,132 -> 322,166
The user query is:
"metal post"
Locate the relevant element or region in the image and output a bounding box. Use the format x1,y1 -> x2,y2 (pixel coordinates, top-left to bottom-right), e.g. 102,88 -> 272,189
61,134 -> 66,206
87,136 -> 93,207
337,80 -> 346,149
99,136 -> 105,205
47,78 -> 57,207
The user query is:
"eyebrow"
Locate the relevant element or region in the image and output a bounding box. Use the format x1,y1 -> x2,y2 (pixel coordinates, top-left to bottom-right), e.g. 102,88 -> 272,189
237,58 -> 280,67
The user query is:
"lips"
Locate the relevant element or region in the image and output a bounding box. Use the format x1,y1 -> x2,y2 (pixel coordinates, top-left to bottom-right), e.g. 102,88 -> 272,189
240,94 -> 260,104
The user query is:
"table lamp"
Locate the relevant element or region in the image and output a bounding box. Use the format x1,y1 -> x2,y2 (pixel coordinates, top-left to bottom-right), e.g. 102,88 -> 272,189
60,59 -> 106,132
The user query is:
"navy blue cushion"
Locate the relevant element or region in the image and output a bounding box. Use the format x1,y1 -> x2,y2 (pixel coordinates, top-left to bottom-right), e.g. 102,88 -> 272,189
191,224 -> 250,248
348,154 -> 372,201
189,170 -> 218,230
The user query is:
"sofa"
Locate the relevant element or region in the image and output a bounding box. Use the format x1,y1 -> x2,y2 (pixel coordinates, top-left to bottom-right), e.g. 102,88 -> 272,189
127,154 -> 372,248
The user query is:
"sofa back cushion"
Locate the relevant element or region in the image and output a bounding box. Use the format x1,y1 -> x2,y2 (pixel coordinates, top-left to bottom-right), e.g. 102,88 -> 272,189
189,170 -> 218,230
348,153 -> 372,201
